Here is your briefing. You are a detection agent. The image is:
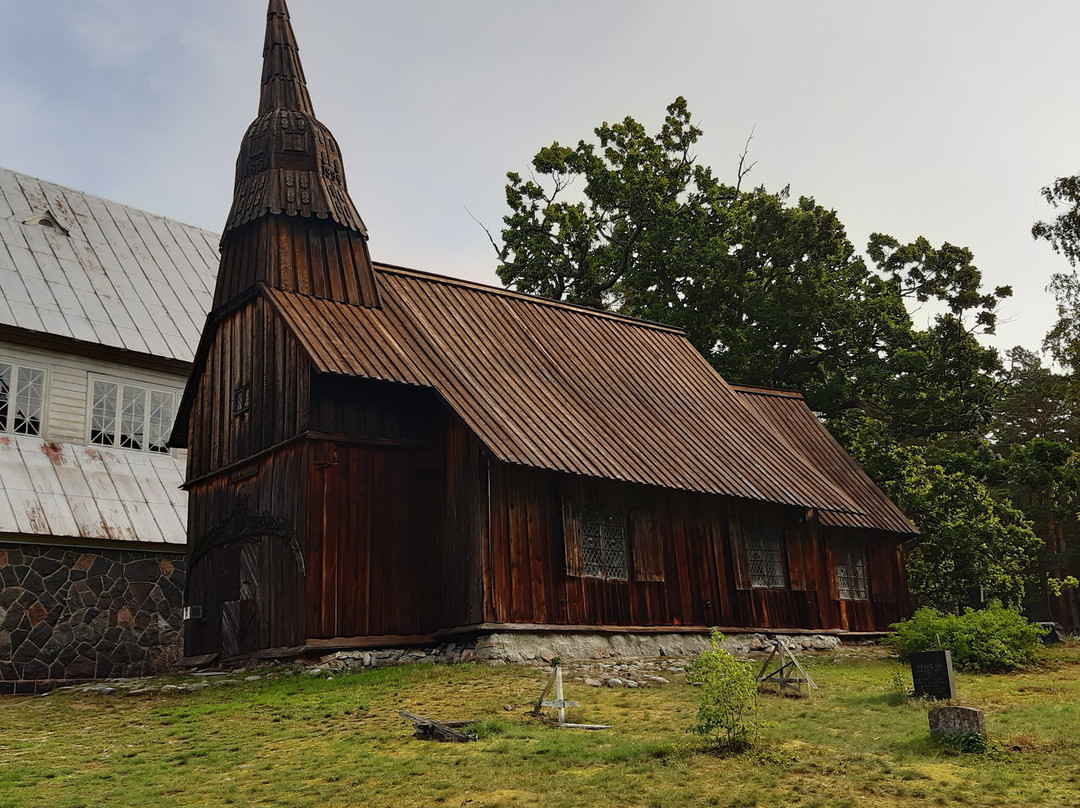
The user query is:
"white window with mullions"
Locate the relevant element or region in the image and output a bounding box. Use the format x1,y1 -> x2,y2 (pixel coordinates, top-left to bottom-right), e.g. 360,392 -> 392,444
0,360 -> 46,437
90,377 -> 178,453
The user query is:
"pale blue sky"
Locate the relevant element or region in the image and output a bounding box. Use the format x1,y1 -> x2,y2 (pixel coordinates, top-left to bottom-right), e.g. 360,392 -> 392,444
2,0 -> 1078,358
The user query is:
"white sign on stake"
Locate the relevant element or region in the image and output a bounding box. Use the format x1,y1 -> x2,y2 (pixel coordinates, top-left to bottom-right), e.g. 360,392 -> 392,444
534,662 -> 611,730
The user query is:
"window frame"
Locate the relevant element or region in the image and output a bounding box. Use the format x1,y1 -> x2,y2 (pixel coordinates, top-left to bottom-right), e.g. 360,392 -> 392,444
579,505 -> 629,581
834,545 -> 870,602
87,375 -> 181,454
561,477 -> 664,583
730,502 -> 793,591
0,359 -> 48,437
745,526 -> 787,589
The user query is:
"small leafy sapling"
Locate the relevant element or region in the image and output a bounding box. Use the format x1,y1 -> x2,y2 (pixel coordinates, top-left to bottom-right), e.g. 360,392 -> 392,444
687,630 -> 759,751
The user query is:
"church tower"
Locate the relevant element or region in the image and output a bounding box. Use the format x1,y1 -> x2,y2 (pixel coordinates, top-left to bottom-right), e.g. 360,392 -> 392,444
177,0 -> 390,659
214,0 -> 380,309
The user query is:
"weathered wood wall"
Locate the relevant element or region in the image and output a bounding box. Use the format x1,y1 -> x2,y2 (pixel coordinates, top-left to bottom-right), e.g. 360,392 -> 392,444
214,216 -> 379,310
305,440 -> 437,638
303,389 -> 483,640
185,296 -> 310,481
184,295 -> 313,656
482,461 -> 909,632
184,444 -> 308,655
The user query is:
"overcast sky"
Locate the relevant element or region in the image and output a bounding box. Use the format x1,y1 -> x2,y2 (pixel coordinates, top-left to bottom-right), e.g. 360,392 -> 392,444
2,0 -> 1078,358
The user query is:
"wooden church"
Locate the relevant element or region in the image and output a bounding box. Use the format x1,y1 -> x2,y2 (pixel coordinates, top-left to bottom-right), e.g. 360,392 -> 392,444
174,0 -> 916,660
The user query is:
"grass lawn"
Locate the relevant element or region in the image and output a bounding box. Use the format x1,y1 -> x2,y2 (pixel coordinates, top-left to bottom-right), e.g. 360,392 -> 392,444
1,644 -> 1079,808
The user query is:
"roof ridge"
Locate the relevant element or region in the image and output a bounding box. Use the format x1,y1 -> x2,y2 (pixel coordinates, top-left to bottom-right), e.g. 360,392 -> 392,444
371,262 -> 687,335
0,165 -> 220,237
730,383 -> 805,399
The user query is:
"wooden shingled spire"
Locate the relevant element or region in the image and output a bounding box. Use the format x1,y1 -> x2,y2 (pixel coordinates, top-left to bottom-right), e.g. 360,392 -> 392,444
214,0 -> 380,309
259,0 -> 315,117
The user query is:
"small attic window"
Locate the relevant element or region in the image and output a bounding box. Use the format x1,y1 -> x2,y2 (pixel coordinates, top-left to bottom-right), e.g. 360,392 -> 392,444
24,212 -> 69,237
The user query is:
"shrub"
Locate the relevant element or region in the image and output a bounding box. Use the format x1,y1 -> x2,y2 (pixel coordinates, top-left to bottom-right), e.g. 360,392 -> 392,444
687,630 -> 759,750
885,601 -> 1046,673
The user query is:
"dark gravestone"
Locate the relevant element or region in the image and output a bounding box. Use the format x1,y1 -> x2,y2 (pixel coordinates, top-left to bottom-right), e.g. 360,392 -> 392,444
1037,622 -> 1065,644
910,650 -> 956,700
964,586 -> 986,611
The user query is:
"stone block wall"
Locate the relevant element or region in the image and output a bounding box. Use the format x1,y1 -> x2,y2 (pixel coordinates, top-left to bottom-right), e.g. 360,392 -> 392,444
0,543 -> 185,687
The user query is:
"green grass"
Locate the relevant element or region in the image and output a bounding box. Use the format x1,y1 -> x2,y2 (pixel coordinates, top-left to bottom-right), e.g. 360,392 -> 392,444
1,644 -> 1079,807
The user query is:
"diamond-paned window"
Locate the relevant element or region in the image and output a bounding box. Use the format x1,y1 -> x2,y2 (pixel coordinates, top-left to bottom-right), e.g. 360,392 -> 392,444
836,549 -> 869,601
580,506 -> 628,581
91,378 -> 178,453
746,529 -> 786,589
0,361 -> 45,436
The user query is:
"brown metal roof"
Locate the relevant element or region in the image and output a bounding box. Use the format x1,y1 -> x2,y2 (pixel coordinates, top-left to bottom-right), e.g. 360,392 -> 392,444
264,265 -> 875,516
732,385 -> 917,534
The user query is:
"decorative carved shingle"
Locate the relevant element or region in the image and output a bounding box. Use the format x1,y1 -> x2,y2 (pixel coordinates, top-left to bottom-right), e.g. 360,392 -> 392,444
219,0 -> 376,308
224,109 -> 368,235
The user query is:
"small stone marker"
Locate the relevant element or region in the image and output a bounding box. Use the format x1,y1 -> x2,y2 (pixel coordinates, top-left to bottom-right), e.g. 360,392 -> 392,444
910,650 -> 956,700
928,706 -> 985,738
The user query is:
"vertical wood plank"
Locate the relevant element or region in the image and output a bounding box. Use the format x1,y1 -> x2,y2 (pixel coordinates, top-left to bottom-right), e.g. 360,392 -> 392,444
727,500 -> 752,591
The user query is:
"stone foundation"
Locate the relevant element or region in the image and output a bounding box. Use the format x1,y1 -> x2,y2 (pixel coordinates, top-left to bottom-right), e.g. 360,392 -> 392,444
307,630 -> 845,675
0,543 -> 185,689
471,630 -> 842,663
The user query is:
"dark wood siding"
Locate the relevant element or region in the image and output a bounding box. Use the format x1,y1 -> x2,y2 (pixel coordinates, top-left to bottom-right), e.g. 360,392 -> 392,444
184,443 -> 309,656
305,441 -> 433,638
185,296 -> 310,481
183,294 -> 314,657
216,215 -> 379,310
442,414 -> 484,629
303,396 -> 483,641
482,462 -> 909,632
309,376 -> 436,445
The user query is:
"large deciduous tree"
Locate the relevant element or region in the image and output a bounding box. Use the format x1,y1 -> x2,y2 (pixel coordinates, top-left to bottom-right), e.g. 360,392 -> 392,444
1027,182 -> 1080,625
1034,170 -> 1080,377
496,98 -> 1009,434
495,98 -> 1040,609
1033,173 -> 1080,267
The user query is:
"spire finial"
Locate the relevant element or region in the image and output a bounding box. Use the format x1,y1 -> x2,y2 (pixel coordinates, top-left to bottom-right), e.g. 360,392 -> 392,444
260,0 -> 315,116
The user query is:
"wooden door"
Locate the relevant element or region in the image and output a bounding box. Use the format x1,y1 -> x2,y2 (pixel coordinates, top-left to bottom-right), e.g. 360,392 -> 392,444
222,540 -> 263,657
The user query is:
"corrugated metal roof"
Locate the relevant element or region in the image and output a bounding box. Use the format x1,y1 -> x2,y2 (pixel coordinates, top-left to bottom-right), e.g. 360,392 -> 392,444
732,385 -> 917,534
0,166 -> 218,362
0,433 -> 186,546
264,267 -> 873,516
